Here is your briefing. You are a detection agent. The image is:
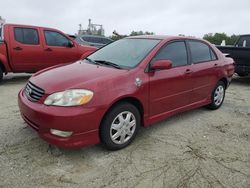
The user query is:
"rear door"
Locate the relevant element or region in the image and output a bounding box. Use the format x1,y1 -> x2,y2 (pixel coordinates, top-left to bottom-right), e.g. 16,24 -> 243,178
42,29 -> 80,67
9,26 -> 44,72
149,40 -> 193,117
187,40 -> 219,104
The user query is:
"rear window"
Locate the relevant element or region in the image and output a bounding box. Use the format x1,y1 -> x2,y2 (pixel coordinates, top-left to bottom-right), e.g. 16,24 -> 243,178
14,28 -> 39,45
189,41 -> 216,63
237,36 -> 250,47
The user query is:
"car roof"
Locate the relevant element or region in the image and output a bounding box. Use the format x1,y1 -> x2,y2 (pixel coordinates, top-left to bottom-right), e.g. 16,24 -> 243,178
127,35 -> 199,41
4,23 -> 58,31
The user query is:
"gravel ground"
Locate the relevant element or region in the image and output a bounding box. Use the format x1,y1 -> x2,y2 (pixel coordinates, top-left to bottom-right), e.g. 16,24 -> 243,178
0,74 -> 250,188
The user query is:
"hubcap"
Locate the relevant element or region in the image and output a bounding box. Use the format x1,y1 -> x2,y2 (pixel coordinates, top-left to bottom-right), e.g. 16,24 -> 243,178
110,111 -> 136,145
214,85 -> 224,106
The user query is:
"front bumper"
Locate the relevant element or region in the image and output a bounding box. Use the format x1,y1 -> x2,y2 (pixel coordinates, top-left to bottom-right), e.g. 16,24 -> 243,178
18,89 -> 105,148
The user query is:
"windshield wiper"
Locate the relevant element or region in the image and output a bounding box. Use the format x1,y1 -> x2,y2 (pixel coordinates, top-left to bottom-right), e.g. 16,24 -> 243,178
94,60 -> 122,69
85,57 -> 98,65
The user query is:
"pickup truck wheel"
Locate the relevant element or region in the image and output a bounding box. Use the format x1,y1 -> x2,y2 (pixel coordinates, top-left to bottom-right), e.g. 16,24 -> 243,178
100,102 -> 140,150
0,67 -> 3,82
207,81 -> 225,110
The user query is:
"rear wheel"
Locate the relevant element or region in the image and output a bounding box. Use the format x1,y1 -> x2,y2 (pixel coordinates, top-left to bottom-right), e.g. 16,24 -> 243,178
207,81 -> 225,110
100,102 -> 140,150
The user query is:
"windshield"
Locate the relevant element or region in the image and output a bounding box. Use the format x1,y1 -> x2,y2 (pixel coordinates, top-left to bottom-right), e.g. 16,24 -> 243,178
87,38 -> 160,68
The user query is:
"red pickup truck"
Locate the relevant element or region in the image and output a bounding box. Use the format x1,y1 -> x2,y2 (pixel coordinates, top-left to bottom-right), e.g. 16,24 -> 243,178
0,24 -> 96,81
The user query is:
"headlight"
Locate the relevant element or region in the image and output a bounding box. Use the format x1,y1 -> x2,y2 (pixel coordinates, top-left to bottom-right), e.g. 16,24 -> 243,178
44,89 -> 93,106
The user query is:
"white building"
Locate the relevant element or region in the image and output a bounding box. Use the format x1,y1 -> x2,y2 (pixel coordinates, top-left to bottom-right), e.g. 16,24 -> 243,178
78,19 -> 105,36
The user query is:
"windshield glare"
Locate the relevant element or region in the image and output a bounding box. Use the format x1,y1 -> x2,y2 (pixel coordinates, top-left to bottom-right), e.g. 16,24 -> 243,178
87,38 -> 160,68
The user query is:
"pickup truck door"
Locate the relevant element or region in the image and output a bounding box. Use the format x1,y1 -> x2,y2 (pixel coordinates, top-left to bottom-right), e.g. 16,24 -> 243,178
9,26 -> 45,72
41,29 -> 80,67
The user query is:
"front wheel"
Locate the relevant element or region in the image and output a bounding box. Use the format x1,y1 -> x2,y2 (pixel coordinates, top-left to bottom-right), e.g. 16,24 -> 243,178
207,81 -> 225,110
100,102 -> 141,150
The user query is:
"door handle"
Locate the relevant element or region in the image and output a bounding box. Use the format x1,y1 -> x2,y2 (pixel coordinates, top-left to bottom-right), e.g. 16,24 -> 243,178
13,47 -> 22,51
185,69 -> 193,74
44,48 -> 52,52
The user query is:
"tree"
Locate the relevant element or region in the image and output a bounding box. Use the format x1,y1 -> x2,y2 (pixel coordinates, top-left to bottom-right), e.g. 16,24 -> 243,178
130,31 -> 154,36
203,33 -> 239,45
110,30 -> 154,41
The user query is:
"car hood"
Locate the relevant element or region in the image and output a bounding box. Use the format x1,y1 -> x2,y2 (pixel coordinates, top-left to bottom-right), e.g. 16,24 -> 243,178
29,61 -> 128,94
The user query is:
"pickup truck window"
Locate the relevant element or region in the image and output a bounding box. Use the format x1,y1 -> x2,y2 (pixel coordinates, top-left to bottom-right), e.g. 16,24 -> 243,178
14,28 -> 39,45
189,41 -> 216,64
237,36 -> 250,47
44,30 -> 70,47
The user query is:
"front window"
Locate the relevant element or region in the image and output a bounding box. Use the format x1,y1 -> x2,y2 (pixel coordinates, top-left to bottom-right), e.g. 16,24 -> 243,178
87,38 -> 160,68
153,41 -> 188,67
44,30 -> 70,47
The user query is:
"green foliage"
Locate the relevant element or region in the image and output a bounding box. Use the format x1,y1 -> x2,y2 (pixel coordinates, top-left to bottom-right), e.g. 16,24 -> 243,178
203,33 -> 239,45
110,30 -> 154,41
129,31 -> 154,36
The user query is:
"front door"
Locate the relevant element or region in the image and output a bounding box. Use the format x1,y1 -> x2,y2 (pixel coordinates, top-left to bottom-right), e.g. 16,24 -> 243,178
42,30 -> 80,68
149,41 -> 193,117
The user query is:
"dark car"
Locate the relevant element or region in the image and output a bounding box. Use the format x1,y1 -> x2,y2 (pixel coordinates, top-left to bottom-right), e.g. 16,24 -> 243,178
18,36 -> 234,150
75,35 -> 113,48
217,35 -> 250,76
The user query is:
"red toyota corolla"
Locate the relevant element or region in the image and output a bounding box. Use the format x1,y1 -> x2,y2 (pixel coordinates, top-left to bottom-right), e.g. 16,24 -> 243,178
18,36 -> 235,150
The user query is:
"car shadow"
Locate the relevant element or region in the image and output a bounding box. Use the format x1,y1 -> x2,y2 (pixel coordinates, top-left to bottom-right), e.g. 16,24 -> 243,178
1,74 -> 31,85
232,75 -> 250,86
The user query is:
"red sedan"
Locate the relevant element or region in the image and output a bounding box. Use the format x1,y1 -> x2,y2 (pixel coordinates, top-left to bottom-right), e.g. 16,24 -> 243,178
18,36 -> 235,150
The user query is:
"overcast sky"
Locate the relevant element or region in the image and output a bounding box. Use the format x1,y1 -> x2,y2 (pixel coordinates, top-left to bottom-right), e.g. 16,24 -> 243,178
0,0 -> 249,37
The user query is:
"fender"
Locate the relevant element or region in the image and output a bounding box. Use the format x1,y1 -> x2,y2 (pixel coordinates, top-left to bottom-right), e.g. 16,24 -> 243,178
0,53 -> 11,73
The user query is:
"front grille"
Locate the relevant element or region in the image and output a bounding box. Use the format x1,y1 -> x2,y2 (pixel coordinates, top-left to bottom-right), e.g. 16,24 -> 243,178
24,81 -> 45,102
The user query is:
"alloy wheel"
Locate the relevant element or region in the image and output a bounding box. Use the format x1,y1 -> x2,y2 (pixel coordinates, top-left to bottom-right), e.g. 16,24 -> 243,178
214,85 -> 224,106
110,111 -> 136,145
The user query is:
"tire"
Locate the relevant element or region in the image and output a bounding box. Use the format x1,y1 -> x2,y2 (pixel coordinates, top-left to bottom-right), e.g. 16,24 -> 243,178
0,67 -> 3,82
207,81 -> 226,110
100,102 -> 141,150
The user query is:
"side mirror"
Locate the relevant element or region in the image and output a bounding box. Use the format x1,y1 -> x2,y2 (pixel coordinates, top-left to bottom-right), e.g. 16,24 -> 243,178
151,60 -> 172,70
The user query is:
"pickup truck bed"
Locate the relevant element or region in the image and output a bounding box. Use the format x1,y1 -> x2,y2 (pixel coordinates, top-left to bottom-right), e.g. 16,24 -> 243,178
217,35 -> 250,76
